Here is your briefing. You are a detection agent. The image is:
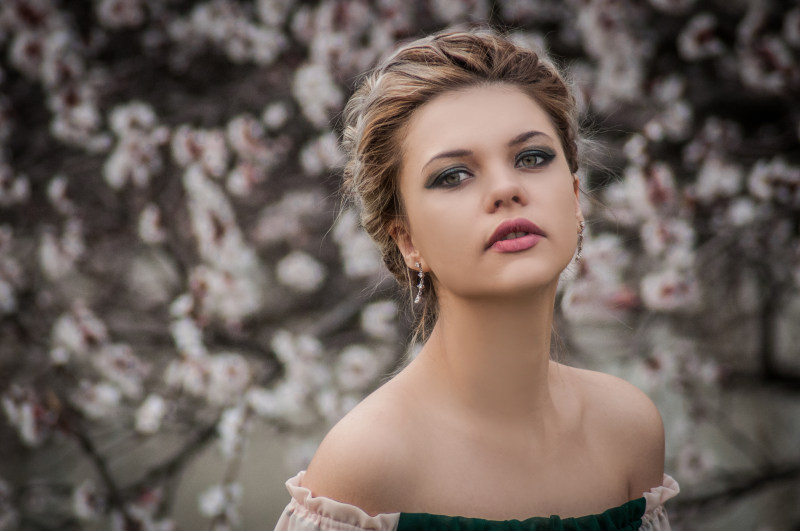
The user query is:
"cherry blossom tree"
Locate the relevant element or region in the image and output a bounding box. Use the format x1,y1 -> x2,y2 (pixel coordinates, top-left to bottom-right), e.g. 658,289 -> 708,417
1,0 -> 798,529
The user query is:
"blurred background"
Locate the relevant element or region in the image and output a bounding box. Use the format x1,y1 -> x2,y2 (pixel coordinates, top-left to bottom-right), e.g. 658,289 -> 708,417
0,0 -> 799,529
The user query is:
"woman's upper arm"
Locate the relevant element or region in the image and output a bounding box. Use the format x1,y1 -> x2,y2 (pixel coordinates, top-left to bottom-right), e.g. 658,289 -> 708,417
613,380 -> 666,498
583,370 -> 665,498
302,403 -> 414,516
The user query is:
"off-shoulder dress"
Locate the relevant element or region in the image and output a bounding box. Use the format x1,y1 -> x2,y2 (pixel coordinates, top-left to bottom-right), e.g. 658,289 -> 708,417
275,471 -> 679,530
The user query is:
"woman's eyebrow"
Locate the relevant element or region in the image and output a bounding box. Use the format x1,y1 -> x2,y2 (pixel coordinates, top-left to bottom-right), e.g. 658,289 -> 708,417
422,149 -> 472,172
508,130 -> 552,146
421,131 -> 554,172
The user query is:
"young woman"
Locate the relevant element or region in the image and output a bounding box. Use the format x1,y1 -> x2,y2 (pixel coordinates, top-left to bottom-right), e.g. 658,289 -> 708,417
276,29 -> 679,530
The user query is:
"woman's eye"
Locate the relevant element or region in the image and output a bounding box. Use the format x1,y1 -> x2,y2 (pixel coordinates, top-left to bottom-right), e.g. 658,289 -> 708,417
516,150 -> 554,168
431,168 -> 471,188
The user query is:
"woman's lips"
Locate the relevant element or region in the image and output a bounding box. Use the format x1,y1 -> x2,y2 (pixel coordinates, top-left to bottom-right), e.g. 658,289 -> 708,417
490,233 -> 542,252
486,218 -> 545,252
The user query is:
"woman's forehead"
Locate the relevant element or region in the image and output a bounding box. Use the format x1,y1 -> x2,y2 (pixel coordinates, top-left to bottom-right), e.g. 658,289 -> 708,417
400,84 -> 559,167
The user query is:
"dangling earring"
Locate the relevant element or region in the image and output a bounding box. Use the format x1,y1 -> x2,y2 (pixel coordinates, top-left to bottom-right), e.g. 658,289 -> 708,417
414,262 -> 424,304
576,221 -> 585,262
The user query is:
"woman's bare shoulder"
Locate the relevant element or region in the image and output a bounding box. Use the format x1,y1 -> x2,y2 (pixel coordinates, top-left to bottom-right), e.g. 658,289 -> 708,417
563,365 -> 665,496
301,378 -> 421,515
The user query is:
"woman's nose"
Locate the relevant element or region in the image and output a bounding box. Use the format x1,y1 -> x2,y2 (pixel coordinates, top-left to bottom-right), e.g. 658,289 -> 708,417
484,170 -> 529,212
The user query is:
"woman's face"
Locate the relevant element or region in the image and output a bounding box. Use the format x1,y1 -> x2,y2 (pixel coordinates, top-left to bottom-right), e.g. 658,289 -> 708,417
394,84 -> 583,301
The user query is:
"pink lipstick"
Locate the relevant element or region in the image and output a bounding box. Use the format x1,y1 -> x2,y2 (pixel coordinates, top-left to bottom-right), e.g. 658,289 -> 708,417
486,218 -> 545,253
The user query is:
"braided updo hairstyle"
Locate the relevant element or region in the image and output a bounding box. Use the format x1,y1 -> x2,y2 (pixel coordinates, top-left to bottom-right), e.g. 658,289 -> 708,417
340,28 -> 581,342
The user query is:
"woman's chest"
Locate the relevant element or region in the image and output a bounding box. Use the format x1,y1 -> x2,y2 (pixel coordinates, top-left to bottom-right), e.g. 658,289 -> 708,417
406,429 -> 630,520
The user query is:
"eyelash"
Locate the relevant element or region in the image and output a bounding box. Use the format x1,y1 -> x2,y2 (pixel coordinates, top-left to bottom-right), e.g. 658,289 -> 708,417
515,149 -> 555,168
428,149 -> 556,188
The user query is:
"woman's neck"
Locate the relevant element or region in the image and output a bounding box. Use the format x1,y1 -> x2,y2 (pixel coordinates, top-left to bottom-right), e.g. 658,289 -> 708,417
413,284 -> 561,431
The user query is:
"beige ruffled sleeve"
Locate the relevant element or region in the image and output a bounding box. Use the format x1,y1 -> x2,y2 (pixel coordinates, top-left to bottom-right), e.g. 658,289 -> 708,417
275,471 -> 400,531
275,471 -> 679,531
640,474 -> 680,530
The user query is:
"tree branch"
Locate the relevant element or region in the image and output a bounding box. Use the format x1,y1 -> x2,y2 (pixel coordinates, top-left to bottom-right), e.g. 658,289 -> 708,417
674,464 -> 800,511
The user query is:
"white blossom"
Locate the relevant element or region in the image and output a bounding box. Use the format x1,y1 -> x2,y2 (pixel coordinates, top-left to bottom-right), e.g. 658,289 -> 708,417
643,346 -> 680,387
335,345 -> 387,392
283,437 -> 320,472
72,479 -> 101,520
678,13 -> 724,61
40,35 -> 84,88
784,8 -> 800,47
38,218 -> 85,280
8,30 -> 45,79
332,209 -> 383,278
169,1 -> 286,65
360,300 -> 398,340
92,343 -> 149,399
622,134 -> 649,166
683,117 -> 742,167
50,302 -> 108,359
431,0 -> 489,23
96,0 -> 146,28
614,163 -> 678,222
126,486 -> 168,526
138,203 -> 167,243
109,101 -> 158,136
170,317 -> 207,358
652,74 -> 685,103
2,385 -> 50,446
246,385 -> 290,419
693,156 -> 743,202
0,278 -> 15,314
641,268 -> 700,312
198,483 -> 241,522
183,165 -> 247,265
48,84 -> 110,151
183,166 -> 266,323
135,394 -> 167,435
164,356 -> 209,397
739,36 -> 794,93
276,250 -> 326,293
169,293 -> 195,319
261,101 -> 290,131
727,198 -> 758,227
300,131 -> 345,176
72,380 -> 122,420
189,264 -> 265,327
0,226 -> 20,315
562,233 -> 638,321
217,405 -> 248,459
647,0 -> 695,13
226,114 -> 272,162
644,101 -> 692,142
748,157 -> 800,205
676,441 -> 715,484
256,0 -> 293,26
103,103 -> 169,188
171,126 -> 229,177
246,382 -> 316,425
226,161 -> 267,197
270,329 -> 323,367
575,3 -> 648,110
640,218 -> 695,260
206,352 -> 252,406
46,174 -> 73,214
252,189 -> 327,246
292,63 -> 343,128
315,387 -> 360,425
0,166 -> 30,207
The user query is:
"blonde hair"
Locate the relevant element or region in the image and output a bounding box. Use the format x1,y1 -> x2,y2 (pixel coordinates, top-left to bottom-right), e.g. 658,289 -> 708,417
340,28 -> 580,343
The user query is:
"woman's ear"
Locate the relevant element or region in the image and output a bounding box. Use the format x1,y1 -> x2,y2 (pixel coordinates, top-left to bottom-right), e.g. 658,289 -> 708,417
389,221 -> 422,270
573,175 -> 585,224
